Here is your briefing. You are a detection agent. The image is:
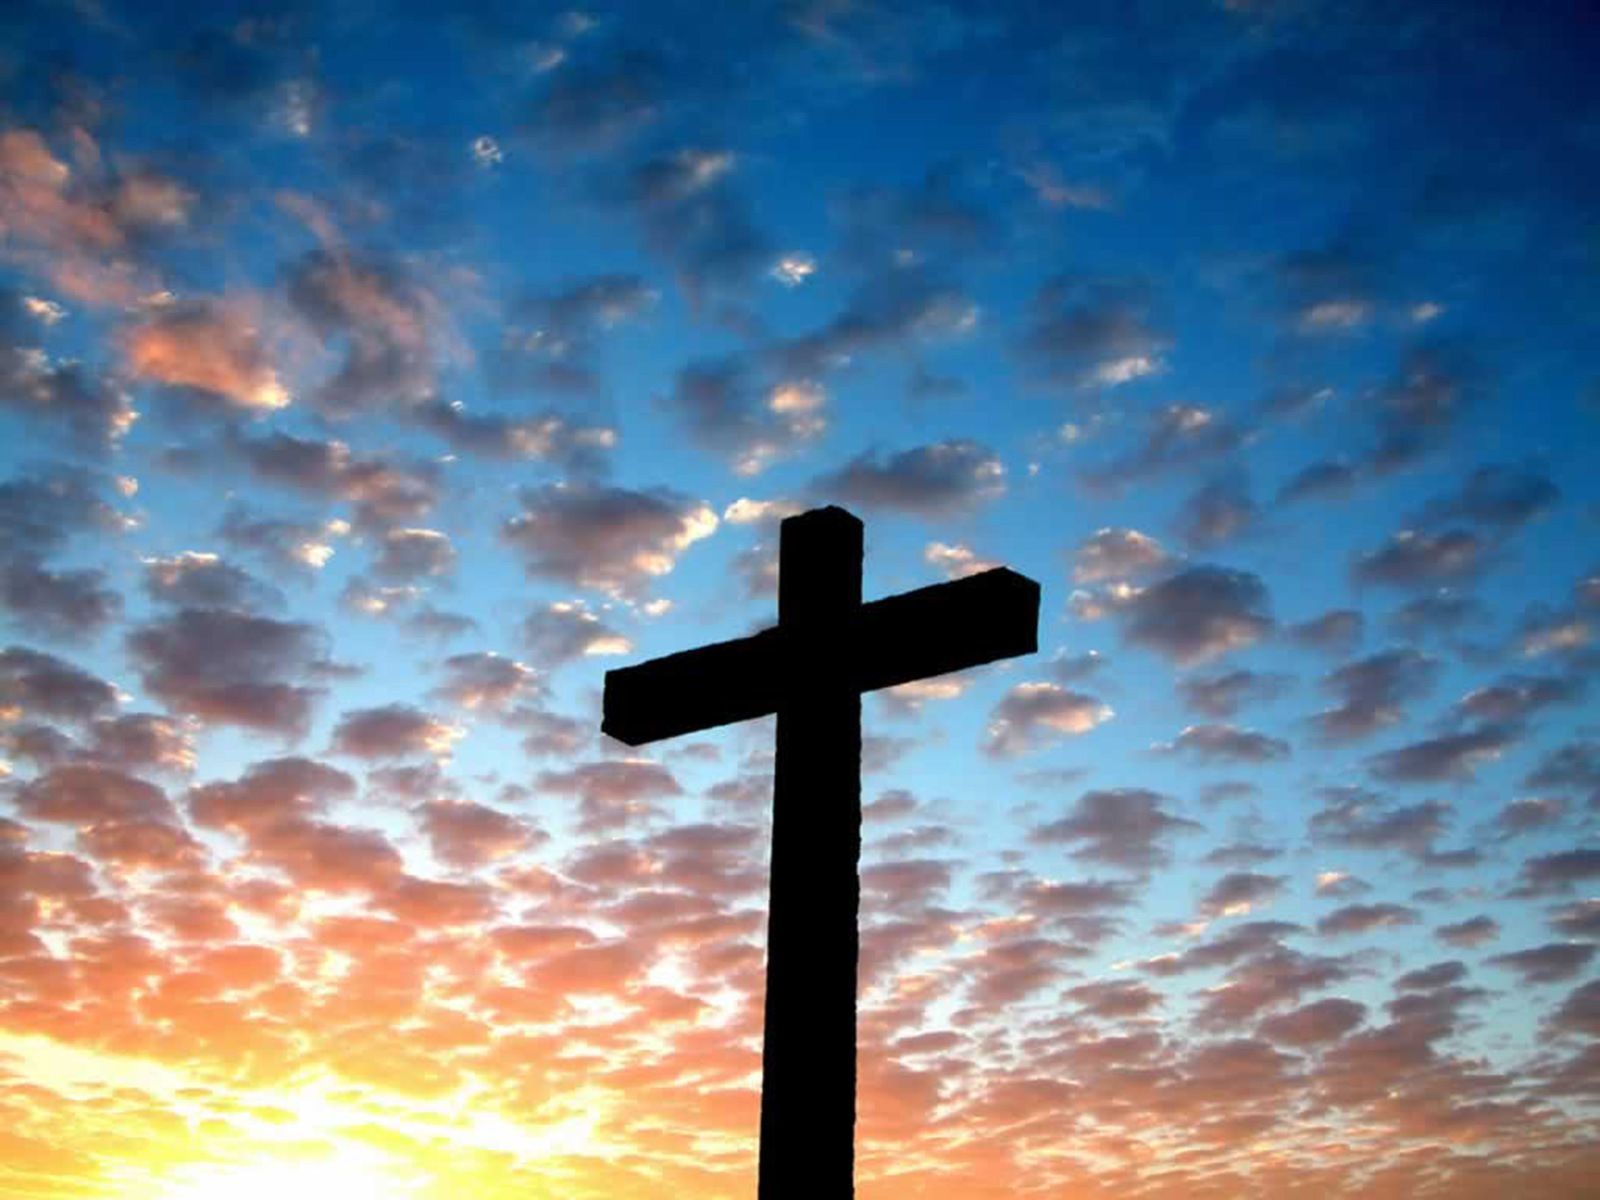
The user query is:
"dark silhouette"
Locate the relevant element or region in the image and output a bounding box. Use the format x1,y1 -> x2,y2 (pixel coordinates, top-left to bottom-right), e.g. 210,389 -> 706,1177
603,506 -> 1039,1198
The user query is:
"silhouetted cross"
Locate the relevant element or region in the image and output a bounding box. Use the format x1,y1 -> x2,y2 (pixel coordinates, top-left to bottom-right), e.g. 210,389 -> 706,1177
602,506 -> 1039,1198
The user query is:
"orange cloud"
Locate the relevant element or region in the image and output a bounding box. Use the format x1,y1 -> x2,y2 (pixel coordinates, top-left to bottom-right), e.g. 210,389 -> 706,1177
123,301 -> 289,412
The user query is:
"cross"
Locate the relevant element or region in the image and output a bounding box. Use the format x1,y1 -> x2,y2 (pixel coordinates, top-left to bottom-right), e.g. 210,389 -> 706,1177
601,506 -> 1039,1197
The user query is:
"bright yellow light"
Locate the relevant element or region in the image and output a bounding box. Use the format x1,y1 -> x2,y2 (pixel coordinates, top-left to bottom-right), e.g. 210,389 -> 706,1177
158,1148 -> 419,1200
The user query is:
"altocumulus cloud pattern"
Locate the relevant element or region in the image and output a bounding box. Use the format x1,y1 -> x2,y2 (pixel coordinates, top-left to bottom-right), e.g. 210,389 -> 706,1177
0,2 -> 1598,1198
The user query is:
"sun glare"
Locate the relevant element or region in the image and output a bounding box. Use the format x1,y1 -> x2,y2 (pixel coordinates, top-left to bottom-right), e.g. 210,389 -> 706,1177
158,1149 -> 420,1200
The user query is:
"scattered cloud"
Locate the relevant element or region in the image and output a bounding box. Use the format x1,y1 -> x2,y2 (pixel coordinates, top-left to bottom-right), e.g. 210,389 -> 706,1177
502,482 -> 717,598
812,440 -> 1004,515
984,682 -> 1113,756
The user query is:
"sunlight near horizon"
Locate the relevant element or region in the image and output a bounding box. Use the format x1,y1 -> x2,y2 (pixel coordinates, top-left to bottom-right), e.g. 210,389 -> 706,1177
155,1148 -> 422,1200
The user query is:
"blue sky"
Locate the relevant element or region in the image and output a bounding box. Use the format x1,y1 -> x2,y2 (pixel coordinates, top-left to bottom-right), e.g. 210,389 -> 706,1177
1,2 -> 1598,1197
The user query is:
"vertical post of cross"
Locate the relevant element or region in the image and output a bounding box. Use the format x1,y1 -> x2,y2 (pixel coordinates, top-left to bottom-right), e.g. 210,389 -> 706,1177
758,506 -> 863,1198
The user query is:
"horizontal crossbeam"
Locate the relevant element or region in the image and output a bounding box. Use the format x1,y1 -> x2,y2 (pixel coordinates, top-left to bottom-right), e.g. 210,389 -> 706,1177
601,567 -> 1040,746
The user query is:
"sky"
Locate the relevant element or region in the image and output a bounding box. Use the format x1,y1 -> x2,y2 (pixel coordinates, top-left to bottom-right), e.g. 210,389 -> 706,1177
1,0 -> 1598,1196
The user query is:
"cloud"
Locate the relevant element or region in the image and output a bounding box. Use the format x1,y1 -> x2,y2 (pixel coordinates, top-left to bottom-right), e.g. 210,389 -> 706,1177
1176,475 -> 1258,548
0,560 -> 121,637
535,759 -> 683,834
217,506 -> 348,573
418,798 -> 539,869
1521,849 -> 1600,894
767,268 -> 978,379
1423,464 -> 1560,529
0,470 -> 127,639
1457,674 -> 1582,724
186,758 -> 406,894
1,290 -> 135,450
141,551 -> 282,612
511,706 -> 589,759
1435,915 -> 1500,948
1031,787 -> 1200,869
1313,870 -> 1368,898
1064,979 -> 1162,1020
1550,901 -> 1600,939
1013,876 -> 1135,919
0,645 -> 118,724
125,608 -> 333,735
240,815 -> 404,893
431,653 -> 540,713
0,466 -> 126,563
1163,931 -> 1355,1026
1258,997 -> 1365,1046
1312,649 -> 1437,742
663,358 -> 826,476
502,482 -> 717,598
1199,871 -> 1286,918
233,430 -> 442,530
1486,943 -> 1597,985
405,606 -> 479,643
1288,609 -> 1364,655
811,440 -> 1004,515
983,682 -> 1113,756
340,577 -> 421,619
1083,404 -> 1247,491
0,129 -> 193,306
878,675 -> 971,718
1547,979 -> 1600,1038
6,726 -> 82,772
1524,740 -> 1600,798
1155,723 -> 1290,764
528,48 -> 669,153
188,756 -> 356,832
1274,240 -> 1378,336
924,541 -> 998,579
3,721 -> 88,769
862,858 -> 953,913
1367,725 -> 1513,783
769,253 -> 816,286
1396,961 -> 1468,991
417,401 -> 617,472
284,248 -> 445,417
617,150 -> 771,302
520,600 -> 631,666
1493,796 -> 1565,837
1048,650 -> 1107,685
1072,527 -> 1168,583
1206,842 -> 1281,867
1118,565 -> 1274,665
1017,162 -> 1113,213
329,705 -> 462,760
832,165 -> 995,271
1367,342 -> 1478,471
378,874 -> 495,928
1354,529 -> 1483,587
369,528 -> 457,582
490,273 -> 656,397
1517,605 -> 1593,658
1017,276 -> 1167,390
1316,903 -> 1421,936
1178,669 -> 1289,718
79,713 -> 194,773
717,497 -> 801,598
1278,459 -> 1359,504
963,936 -> 1067,1008
1310,790 -> 1454,859
122,299 -> 288,413
14,763 -> 173,825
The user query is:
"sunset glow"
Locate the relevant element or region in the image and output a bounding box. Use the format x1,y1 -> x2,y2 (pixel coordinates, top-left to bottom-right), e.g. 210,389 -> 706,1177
2,0 -> 1599,1197
155,1154 -> 416,1200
